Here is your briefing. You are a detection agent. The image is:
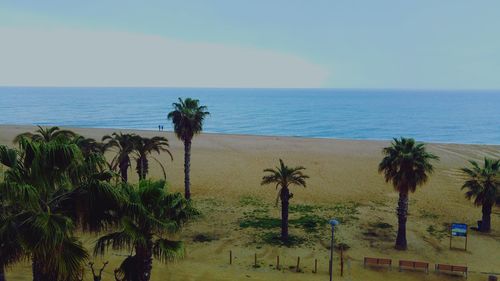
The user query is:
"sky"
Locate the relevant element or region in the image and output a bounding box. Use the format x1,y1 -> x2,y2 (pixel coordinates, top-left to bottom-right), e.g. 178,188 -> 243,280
0,0 -> 499,89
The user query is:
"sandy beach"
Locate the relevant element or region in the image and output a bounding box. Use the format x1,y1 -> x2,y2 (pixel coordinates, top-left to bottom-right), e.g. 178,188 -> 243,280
1,125 -> 499,281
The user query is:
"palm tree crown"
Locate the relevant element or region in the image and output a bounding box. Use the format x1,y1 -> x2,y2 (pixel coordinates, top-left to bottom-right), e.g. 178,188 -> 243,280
167,98 -> 210,141
261,159 -> 308,194
13,126 -> 76,144
378,137 -> 438,193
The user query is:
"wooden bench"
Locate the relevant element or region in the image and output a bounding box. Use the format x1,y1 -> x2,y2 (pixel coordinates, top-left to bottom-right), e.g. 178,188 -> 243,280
363,257 -> 392,270
399,260 -> 429,273
435,264 -> 468,278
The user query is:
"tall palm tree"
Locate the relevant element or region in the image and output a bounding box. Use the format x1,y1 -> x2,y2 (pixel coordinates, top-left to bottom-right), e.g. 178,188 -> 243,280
94,180 -> 193,281
0,135 -> 122,281
102,133 -> 137,182
168,98 -> 209,200
378,137 -> 439,250
261,159 -> 309,242
461,158 -> 500,232
13,126 -> 76,144
133,136 -> 172,181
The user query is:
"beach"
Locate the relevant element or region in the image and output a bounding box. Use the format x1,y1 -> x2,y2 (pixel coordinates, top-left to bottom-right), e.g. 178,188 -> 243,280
1,125 -> 499,281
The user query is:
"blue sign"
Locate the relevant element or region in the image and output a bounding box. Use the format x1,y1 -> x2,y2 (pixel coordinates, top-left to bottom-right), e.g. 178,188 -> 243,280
451,223 -> 467,237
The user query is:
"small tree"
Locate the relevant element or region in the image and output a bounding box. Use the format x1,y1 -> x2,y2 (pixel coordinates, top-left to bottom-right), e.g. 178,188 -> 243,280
261,159 -> 309,241
378,137 -> 439,250
133,136 -> 172,181
102,133 -> 137,182
95,180 -> 194,281
461,158 -> 500,232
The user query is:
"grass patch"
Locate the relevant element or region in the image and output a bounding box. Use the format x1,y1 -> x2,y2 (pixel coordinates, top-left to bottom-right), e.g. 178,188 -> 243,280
240,217 -> 281,229
192,233 -> 218,243
420,210 -> 440,220
289,204 -> 316,214
427,225 -> 448,241
260,232 -> 306,247
370,222 -> 393,229
240,195 -> 265,207
322,202 -> 360,223
290,214 -> 326,233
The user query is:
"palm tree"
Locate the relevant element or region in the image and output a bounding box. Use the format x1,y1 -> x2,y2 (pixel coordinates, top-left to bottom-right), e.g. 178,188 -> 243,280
461,158 -> 500,232
261,159 -> 309,242
378,137 -> 439,250
168,98 -> 209,200
13,125 -> 76,144
0,135 -> 122,281
73,135 -> 107,158
133,136 -> 172,181
102,133 -> 137,182
94,180 -> 193,281
0,190 -> 25,281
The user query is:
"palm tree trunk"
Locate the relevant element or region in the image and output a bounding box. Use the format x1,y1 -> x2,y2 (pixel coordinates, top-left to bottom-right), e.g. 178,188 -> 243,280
32,256 -> 54,281
136,237 -> 153,281
280,188 -> 289,241
480,203 -> 492,232
395,191 -> 408,250
136,155 -> 148,180
0,266 -> 6,281
119,157 -> 129,183
32,258 -> 41,281
183,139 -> 192,200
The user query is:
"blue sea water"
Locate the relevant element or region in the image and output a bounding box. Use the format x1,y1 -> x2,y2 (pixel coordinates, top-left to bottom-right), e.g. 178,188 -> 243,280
0,87 -> 499,144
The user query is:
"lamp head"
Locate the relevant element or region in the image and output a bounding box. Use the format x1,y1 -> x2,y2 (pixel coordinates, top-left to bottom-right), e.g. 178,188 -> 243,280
329,219 -> 339,226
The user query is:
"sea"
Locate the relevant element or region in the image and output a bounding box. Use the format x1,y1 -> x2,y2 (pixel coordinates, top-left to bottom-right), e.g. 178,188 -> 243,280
0,87 -> 499,144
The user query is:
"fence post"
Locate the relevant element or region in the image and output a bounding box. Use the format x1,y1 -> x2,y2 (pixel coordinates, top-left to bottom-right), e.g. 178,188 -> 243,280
229,250 -> 232,265
340,248 -> 344,276
313,258 -> 317,273
276,256 -> 280,270
296,256 -> 300,272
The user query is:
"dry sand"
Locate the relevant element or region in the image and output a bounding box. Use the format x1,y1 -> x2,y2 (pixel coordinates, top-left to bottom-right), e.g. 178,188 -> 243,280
1,125 -> 499,281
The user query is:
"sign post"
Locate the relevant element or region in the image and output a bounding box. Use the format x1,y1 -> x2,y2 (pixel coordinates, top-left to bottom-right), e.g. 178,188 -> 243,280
450,223 -> 468,250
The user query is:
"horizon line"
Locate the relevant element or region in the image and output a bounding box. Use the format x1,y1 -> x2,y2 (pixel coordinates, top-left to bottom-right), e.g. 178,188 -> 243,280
1,85 -> 500,92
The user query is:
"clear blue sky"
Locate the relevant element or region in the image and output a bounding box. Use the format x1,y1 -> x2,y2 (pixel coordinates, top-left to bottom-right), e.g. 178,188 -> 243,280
1,0 -> 499,89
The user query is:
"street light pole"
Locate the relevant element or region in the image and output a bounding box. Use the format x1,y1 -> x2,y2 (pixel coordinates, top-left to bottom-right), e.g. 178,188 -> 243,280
329,219 -> 339,281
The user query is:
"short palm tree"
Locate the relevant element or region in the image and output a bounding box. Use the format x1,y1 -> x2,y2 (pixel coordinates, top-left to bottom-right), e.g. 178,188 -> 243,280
0,135 -> 122,281
261,159 -> 309,241
133,136 -> 172,181
168,98 -> 209,200
378,137 -> 439,250
102,132 -> 137,182
13,125 -> 76,144
461,158 -> 500,232
94,180 -> 193,281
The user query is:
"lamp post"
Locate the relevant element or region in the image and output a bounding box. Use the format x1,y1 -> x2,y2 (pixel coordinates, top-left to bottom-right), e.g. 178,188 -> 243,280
329,219 -> 339,281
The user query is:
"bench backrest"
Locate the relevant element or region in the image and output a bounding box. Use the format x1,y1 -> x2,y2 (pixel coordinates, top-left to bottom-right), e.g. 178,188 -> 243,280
364,257 -> 392,265
436,264 -> 467,272
399,260 -> 428,268
378,258 -> 392,265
